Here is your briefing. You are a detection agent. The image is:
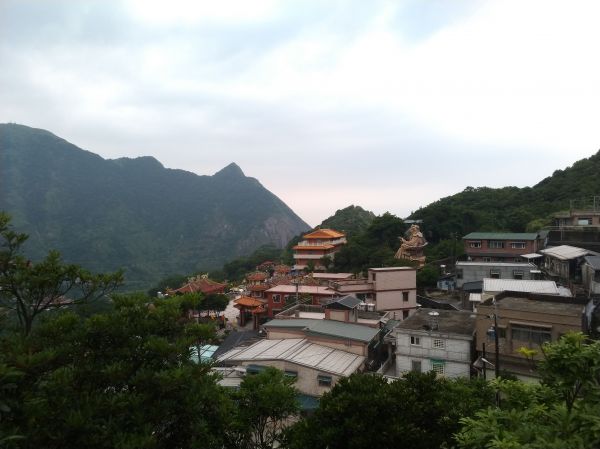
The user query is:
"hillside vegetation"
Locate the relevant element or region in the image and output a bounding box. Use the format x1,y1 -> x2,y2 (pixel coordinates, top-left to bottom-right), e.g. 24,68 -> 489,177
410,150 -> 600,242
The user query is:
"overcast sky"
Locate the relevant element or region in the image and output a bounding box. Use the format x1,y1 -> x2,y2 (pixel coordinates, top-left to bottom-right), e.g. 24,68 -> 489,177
2,0 -> 600,226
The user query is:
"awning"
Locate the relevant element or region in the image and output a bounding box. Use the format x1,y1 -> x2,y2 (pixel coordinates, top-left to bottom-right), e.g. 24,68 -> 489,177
521,253 -> 543,259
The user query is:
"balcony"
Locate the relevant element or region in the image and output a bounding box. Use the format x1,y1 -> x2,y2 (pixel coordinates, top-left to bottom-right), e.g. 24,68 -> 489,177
293,253 -> 328,260
295,238 -> 347,246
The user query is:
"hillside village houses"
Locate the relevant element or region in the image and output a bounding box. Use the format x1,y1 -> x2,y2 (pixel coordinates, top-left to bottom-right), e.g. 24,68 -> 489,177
181,212 -> 600,393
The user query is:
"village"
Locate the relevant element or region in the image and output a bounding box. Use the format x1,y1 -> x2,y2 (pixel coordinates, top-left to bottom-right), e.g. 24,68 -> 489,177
159,197 -> 600,411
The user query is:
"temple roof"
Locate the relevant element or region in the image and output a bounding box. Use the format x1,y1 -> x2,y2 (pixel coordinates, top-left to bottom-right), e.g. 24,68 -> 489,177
171,276 -> 226,295
302,229 -> 345,239
234,296 -> 266,308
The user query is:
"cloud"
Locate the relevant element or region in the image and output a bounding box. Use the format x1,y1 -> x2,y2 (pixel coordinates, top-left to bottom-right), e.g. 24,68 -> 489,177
1,0 -> 599,227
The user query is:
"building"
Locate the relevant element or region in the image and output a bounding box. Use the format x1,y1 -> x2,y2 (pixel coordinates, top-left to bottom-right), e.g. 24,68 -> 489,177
264,285 -> 336,318
246,271 -> 270,299
540,245 -> 599,285
475,292 -> 586,381
167,275 -> 226,295
391,308 -> 476,378
368,267 -> 417,319
292,228 -> 347,271
262,317 -> 381,357
463,232 -> 547,262
582,256 -> 600,296
456,261 -> 540,288
217,338 -> 365,396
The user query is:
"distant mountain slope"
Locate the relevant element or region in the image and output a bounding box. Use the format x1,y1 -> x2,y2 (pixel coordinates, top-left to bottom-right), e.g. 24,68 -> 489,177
0,124 -> 310,288
319,205 -> 376,238
410,150 -> 600,242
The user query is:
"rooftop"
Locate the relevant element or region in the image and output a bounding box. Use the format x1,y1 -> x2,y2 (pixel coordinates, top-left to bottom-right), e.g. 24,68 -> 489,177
312,272 -> 354,280
483,278 -> 561,295
324,295 -> 362,310
217,338 -> 365,376
480,293 -> 585,316
585,256 -> 600,270
266,285 -> 335,295
457,261 -> 536,267
540,245 -> 599,261
263,318 -> 380,343
369,266 -> 415,272
463,232 -> 540,241
302,229 -> 346,239
396,308 -> 476,335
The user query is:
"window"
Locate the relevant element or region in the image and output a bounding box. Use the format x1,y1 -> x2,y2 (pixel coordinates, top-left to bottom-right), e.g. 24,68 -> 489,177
510,242 -> 526,249
246,365 -> 267,375
578,218 -> 592,225
284,370 -> 298,378
317,375 -> 332,387
433,338 -> 445,349
490,270 -> 501,279
511,324 -> 552,345
372,273 -> 376,281
403,310 -> 409,319
488,240 -> 504,249
469,241 -> 482,248
402,291 -> 409,302
483,257 -> 492,262
430,360 -> 445,375
410,336 -> 421,346
513,270 -> 524,280
411,360 -> 422,373
272,294 -> 281,303
456,269 -> 463,279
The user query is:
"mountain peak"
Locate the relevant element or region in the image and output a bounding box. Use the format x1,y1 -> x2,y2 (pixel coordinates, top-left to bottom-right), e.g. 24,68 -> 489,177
214,162 -> 245,178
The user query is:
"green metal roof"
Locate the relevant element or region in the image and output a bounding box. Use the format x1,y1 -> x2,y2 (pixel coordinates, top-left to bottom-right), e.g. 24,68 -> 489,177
463,232 -> 540,240
263,318 -> 379,343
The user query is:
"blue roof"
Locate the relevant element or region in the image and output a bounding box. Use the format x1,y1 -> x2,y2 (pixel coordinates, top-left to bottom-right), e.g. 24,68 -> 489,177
191,344 -> 219,363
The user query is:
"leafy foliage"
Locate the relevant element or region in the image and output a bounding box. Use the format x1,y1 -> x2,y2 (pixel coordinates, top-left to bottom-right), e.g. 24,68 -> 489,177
319,205 -> 376,238
285,372 -> 494,449
0,212 -> 123,335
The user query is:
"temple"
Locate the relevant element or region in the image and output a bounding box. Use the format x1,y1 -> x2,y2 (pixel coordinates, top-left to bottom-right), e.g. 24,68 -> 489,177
292,228 -> 347,271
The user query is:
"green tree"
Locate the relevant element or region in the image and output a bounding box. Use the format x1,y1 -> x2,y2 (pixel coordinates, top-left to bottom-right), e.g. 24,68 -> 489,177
0,213 -> 123,335
456,333 -> 600,449
228,367 -> 299,449
0,293 -> 231,449
285,372 -> 493,449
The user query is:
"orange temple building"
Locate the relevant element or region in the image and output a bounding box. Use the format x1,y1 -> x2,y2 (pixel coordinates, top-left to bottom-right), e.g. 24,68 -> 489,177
292,228 -> 347,271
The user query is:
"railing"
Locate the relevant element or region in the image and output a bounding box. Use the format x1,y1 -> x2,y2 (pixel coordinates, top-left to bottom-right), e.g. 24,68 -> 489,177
295,238 -> 347,246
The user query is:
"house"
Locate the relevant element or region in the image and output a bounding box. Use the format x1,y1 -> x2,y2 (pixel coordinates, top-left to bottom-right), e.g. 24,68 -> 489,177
540,245 -> 599,285
217,338 -> 365,396
474,291 -> 586,381
367,267 -> 417,319
292,228 -> 347,271
549,199 -> 600,252
456,261 -> 540,288
168,275 -> 226,295
391,308 -> 476,378
463,232 -> 547,263
582,256 -> 600,296
262,318 -> 381,357
264,284 -> 336,317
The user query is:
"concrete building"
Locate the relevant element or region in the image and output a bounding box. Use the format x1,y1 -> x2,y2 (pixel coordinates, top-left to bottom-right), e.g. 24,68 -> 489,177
475,292 -> 586,381
264,285 -> 336,318
368,267 -> 417,319
456,261 -> 539,288
463,232 -> 547,262
391,308 -> 476,378
582,256 -> 600,296
540,245 -> 599,285
217,338 -> 365,397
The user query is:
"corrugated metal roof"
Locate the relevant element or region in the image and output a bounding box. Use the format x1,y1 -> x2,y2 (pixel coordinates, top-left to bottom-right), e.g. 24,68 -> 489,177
265,285 -> 335,294
463,232 -> 540,240
457,261 -> 535,267
263,318 -> 379,343
540,245 -> 598,261
585,256 -> 600,270
217,338 -> 365,376
483,278 -> 559,295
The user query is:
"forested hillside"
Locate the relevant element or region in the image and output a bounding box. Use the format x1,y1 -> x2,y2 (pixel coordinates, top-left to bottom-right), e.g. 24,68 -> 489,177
410,150 -> 600,242
0,124 -> 310,288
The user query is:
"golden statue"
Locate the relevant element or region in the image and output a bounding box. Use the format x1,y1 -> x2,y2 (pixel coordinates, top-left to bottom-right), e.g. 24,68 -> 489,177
395,224 -> 428,267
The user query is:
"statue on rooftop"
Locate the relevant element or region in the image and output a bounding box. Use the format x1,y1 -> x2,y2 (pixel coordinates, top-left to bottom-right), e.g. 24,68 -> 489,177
395,224 -> 428,267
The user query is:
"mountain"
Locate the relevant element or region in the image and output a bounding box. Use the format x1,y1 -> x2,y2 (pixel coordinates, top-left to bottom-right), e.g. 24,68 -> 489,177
0,124 -> 310,288
409,150 -> 600,242
319,205 -> 376,238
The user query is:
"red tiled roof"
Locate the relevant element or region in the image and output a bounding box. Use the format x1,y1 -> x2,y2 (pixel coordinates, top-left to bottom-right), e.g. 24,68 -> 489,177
247,271 -> 268,281
171,277 -> 226,295
274,264 -> 291,273
234,296 -> 266,308
252,306 -> 267,314
248,284 -> 269,291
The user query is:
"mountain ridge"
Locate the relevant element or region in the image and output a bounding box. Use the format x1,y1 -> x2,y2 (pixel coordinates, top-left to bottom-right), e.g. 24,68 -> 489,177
0,123 -> 310,288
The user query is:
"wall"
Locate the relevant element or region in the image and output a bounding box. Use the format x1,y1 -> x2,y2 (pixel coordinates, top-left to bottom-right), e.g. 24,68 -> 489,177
394,331 -> 472,378
369,268 -> 417,314
583,264 -> 600,295
456,262 -> 536,288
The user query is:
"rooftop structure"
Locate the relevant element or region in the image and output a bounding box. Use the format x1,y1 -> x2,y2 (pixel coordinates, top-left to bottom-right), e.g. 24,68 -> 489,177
292,228 -> 347,271
263,318 -> 380,343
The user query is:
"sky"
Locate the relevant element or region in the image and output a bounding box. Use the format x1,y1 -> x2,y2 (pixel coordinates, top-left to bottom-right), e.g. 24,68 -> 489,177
1,0 -> 600,227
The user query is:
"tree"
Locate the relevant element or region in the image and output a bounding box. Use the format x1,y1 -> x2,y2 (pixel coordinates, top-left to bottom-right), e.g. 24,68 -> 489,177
0,293 -> 231,449
456,333 -> 600,449
228,367 -> 299,449
285,372 -> 494,449
0,213 -> 123,335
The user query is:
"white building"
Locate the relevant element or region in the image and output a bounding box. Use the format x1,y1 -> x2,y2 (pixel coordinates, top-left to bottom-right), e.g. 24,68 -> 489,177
456,261 -> 539,288
392,308 -> 476,378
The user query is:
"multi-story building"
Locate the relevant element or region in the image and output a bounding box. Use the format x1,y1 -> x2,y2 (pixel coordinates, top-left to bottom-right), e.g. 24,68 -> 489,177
264,284 -> 336,317
463,232 -> 547,262
292,228 -> 347,271
456,261 -> 539,288
474,291 -> 586,380
391,308 -> 476,378
367,267 -> 417,319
